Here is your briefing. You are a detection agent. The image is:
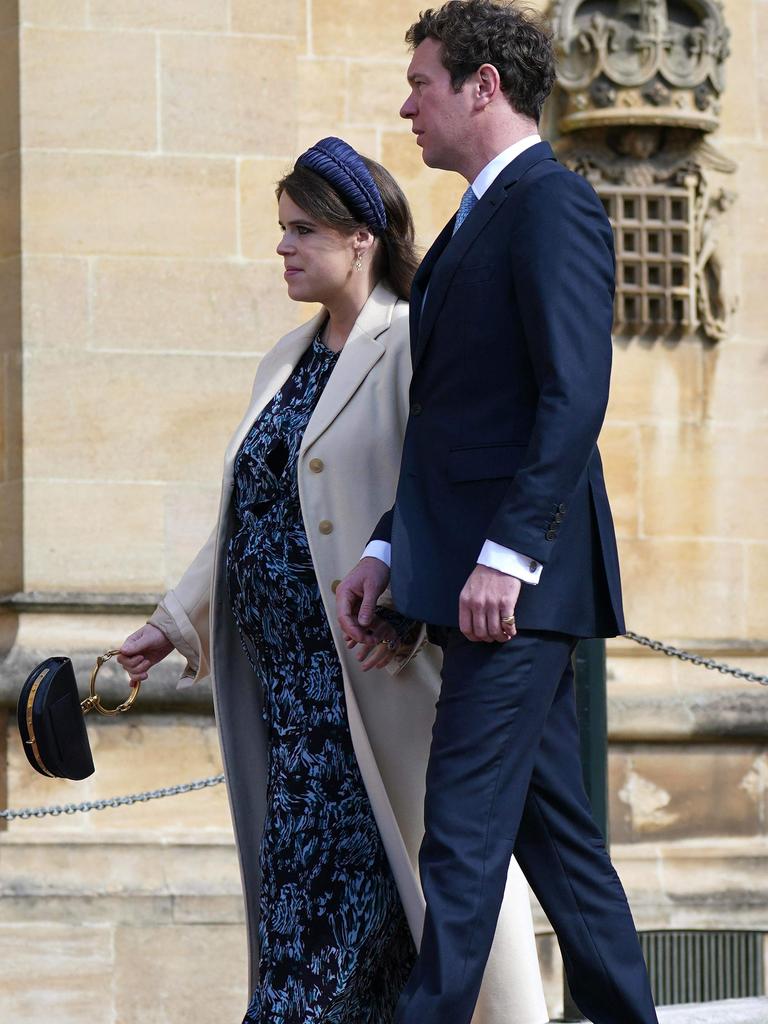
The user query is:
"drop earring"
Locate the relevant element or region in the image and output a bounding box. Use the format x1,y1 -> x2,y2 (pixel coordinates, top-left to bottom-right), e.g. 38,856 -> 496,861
354,251 -> 363,272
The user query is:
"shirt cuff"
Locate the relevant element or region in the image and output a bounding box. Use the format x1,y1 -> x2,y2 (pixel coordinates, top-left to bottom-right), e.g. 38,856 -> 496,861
362,540 -> 392,567
477,540 -> 542,584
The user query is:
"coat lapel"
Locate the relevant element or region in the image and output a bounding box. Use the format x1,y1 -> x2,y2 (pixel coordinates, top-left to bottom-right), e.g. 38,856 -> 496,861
301,282 -> 397,453
412,141 -> 557,370
224,312 -> 324,467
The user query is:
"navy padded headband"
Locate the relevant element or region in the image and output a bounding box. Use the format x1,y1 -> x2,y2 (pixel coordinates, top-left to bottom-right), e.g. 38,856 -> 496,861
296,137 -> 387,235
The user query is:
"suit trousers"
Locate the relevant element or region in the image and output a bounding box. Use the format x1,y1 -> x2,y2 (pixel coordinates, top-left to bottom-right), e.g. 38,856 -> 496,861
394,627 -> 658,1024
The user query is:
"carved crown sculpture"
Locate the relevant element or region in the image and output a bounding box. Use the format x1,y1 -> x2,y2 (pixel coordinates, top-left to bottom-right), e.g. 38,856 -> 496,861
550,0 -> 730,134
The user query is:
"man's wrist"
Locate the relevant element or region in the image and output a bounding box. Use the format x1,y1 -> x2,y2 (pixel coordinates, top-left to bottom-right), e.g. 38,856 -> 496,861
362,539 -> 392,568
477,539 -> 542,584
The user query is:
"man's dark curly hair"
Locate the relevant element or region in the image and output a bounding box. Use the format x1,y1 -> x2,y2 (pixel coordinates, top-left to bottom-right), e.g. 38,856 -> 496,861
405,0 -> 555,123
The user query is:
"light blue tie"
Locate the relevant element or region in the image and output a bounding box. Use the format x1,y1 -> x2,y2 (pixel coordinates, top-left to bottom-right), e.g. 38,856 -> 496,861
453,185 -> 478,234
421,185 -> 479,315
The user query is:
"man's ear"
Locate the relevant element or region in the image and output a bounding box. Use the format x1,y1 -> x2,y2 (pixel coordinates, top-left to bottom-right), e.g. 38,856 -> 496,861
476,62 -> 501,109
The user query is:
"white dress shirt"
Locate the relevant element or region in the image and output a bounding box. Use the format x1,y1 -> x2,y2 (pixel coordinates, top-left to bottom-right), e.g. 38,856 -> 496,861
363,134 -> 544,585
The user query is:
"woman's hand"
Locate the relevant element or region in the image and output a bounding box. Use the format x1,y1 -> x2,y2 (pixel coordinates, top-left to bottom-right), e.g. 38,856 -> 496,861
343,615 -> 401,673
117,623 -> 175,686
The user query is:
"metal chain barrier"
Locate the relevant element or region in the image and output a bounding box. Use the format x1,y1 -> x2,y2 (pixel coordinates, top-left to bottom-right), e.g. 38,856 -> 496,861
0,773 -> 225,822
2,633 -> 766,821
624,631 -> 768,686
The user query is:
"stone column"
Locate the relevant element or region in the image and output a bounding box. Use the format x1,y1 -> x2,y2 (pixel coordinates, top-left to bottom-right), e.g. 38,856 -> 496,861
0,1 -> 20,836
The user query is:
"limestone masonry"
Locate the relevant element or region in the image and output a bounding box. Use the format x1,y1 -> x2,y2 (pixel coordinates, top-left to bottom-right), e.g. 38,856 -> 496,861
0,1 -> 766,1020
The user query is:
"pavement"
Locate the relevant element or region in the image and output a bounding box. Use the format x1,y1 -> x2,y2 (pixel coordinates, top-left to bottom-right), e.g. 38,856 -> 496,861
557,998 -> 768,1023
656,999 -> 768,1023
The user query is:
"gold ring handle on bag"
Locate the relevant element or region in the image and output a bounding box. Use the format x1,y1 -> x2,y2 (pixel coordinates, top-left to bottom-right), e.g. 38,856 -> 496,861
80,649 -> 140,717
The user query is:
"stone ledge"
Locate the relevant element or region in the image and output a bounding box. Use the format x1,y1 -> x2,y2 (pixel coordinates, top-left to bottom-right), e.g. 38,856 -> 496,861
0,591 -> 160,614
2,644 -> 768,736
0,594 -> 211,710
609,693 -> 768,740
0,644 -> 213,710
4,834 -> 767,932
0,834 -> 242,909
5,653 -> 767,733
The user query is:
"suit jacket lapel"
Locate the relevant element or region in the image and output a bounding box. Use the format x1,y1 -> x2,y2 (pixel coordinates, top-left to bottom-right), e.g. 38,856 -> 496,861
410,217 -> 454,350
413,196 -> 504,369
412,141 -> 557,370
301,282 -> 395,452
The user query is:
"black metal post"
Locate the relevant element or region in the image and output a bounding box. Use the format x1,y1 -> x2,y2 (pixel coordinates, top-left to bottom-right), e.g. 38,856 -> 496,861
561,638 -> 609,1022
574,638 -> 609,841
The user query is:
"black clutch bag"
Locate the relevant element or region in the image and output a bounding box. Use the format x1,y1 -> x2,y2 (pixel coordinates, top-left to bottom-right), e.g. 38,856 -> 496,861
17,650 -> 141,781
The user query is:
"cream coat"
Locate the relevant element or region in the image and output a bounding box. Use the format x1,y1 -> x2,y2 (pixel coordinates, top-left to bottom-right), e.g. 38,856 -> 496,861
149,283 -> 548,1024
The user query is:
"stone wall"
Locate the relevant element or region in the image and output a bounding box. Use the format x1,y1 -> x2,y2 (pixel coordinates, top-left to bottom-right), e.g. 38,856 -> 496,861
600,0 -> 768,974
0,0 -> 21,598
1,0 -> 767,1021
12,0 -> 461,601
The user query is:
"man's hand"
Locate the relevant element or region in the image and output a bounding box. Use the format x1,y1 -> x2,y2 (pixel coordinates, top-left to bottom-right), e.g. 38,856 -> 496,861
117,623 -> 174,686
459,564 -> 521,643
336,556 -> 390,644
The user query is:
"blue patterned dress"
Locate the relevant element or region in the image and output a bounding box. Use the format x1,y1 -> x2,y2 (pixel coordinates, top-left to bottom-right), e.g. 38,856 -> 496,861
227,332 -> 416,1024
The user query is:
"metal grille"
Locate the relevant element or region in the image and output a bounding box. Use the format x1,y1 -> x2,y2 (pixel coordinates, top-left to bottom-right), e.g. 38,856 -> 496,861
640,931 -> 765,1006
599,182 -> 697,333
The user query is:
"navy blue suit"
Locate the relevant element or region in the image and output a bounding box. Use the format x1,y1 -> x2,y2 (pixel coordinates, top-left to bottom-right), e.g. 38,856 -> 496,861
374,141 -> 624,637
375,143 -> 658,1023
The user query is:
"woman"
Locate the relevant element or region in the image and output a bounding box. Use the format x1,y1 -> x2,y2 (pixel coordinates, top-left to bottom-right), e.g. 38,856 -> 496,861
118,138 -> 548,1024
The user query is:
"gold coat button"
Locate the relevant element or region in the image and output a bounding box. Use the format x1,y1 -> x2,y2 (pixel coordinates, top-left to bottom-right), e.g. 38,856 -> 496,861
319,520 -> 334,535
309,458 -> 324,473
331,579 -> 341,593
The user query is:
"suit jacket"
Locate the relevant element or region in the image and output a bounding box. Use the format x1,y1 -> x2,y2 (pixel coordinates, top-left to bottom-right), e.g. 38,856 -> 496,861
148,282 -> 548,1024
373,141 -> 625,637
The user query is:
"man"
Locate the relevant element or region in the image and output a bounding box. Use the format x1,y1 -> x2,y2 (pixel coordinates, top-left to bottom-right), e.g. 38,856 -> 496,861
337,2 -> 659,1022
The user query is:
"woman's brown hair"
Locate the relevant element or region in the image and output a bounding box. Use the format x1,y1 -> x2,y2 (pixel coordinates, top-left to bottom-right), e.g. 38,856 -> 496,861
276,156 -> 420,301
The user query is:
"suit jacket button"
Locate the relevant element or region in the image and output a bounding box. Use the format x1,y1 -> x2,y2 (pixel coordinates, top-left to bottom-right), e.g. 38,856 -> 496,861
309,458 -> 324,473
546,530 -> 557,540
319,520 -> 334,535
331,579 -> 341,593
410,402 -> 422,415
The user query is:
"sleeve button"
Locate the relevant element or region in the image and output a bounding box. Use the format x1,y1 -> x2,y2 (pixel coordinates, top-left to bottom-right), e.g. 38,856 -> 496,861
546,530 -> 557,540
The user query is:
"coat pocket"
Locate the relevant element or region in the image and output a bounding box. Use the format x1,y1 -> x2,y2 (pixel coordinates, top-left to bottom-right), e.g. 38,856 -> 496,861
447,442 -> 527,483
